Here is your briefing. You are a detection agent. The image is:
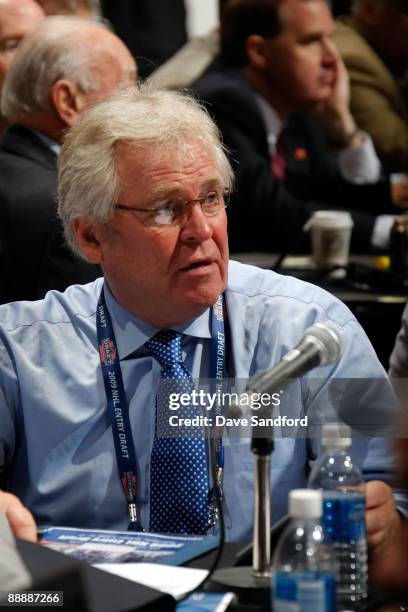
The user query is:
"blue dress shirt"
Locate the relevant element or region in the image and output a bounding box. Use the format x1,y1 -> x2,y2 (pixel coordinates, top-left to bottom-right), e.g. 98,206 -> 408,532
0,261 -> 404,542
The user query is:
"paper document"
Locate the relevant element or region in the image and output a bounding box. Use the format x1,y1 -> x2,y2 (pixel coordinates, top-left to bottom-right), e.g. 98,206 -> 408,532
93,562 -> 208,599
38,527 -> 218,565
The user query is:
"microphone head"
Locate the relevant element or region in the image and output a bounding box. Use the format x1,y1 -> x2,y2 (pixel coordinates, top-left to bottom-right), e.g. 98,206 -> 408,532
303,323 -> 342,366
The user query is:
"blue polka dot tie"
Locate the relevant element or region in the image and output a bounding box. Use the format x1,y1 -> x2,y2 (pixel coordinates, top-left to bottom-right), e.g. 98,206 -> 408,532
146,330 -> 209,535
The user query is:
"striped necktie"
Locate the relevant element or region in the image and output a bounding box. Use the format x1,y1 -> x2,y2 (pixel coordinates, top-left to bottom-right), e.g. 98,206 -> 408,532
270,129 -> 287,181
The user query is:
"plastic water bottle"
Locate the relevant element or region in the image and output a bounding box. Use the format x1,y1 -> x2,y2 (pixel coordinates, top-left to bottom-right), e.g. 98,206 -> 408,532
272,489 -> 337,612
308,424 -> 368,611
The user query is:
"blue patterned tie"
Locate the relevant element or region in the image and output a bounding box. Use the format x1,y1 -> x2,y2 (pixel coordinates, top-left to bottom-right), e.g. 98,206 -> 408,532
146,330 -> 209,534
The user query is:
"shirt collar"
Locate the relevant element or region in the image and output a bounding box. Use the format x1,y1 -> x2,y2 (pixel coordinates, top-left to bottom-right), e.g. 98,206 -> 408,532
255,94 -> 283,154
31,129 -> 61,156
103,282 -> 212,360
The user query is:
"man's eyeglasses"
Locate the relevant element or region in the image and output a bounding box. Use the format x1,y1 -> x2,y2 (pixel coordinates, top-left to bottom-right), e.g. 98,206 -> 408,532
114,189 -> 231,228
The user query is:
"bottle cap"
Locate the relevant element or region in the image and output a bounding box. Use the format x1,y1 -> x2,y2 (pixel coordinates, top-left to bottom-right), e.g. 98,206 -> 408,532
322,423 -> 351,448
289,489 -> 322,519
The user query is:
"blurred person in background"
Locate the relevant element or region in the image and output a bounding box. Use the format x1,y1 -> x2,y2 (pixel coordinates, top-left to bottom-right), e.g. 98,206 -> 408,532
0,16 -> 136,303
0,0 -> 44,133
192,0 -> 397,254
334,0 -> 408,172
150,0 -> 353,90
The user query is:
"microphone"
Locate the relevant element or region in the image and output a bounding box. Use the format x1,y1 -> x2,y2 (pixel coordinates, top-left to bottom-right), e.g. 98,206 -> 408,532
247,323 -> 342,397
220,323 -> 342,428
243,323 -> 342,456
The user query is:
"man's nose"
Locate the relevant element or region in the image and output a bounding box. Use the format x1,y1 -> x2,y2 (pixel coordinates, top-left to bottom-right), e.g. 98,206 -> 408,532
179,202 -> 213,242
322,38 -> 337,65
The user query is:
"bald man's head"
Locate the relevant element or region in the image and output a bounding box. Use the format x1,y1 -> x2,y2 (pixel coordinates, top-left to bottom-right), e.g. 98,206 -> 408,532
36,0 -> 97,19
1,16 -> 136,140
0,0 -> 44,90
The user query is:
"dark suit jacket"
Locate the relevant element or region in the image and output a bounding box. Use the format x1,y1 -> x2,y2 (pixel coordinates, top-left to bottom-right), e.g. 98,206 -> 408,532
0,125 -> 100,304
102,0 -> 187,78
192,67 -> 393,253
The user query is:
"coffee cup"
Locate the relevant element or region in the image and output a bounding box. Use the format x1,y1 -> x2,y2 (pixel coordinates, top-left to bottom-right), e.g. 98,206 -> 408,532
305,211 -> 354,275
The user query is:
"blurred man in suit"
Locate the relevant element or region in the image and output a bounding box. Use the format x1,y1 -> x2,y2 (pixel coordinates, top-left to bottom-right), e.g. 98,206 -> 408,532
0,0 -> 44,133
192,0 -> 396,254
0,16 -> 136,303
334,0 -> 408,172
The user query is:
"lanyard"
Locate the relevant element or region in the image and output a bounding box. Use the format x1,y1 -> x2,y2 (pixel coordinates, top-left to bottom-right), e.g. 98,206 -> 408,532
96,286 -> 226,532
208,295 -> 226,529
96,290 -> 142,531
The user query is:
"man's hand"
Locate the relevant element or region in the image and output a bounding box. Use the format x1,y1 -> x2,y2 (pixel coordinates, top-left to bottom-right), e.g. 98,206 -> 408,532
366,480 -> 408,588
313,45 -> 363,149
0,492 -> 36,542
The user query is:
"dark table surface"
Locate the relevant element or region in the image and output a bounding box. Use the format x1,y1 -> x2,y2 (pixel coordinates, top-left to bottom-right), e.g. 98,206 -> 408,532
232,253 -> 408,369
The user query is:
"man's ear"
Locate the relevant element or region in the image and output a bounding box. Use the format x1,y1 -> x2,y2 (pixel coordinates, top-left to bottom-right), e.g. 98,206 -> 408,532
50,79 -> 81,127
245,34 -> 269,69
73,217 -> 103,264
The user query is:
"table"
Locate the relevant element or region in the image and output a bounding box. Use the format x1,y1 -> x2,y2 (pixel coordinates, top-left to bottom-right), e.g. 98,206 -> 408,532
232,253 -> 408,369
14,537 -> 408,611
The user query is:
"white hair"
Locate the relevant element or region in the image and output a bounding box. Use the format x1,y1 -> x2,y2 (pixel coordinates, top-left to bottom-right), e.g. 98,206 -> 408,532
1,16 -> 110,120
58,86 -> 234,258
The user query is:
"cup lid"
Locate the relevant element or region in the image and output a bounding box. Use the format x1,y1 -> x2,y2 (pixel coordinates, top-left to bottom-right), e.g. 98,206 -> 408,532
305,210 -> 354,230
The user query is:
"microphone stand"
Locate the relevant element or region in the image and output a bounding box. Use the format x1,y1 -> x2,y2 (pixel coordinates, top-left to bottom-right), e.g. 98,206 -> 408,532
207,324 -> 342,608
207,407 -> 274,610
252,435 -> 273,579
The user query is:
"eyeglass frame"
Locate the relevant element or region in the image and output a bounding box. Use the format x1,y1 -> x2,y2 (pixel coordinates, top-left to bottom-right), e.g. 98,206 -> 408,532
113,188 -> 231,227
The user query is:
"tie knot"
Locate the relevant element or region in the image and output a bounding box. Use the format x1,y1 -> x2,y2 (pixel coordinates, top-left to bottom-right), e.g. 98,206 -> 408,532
146,330 -> 183,367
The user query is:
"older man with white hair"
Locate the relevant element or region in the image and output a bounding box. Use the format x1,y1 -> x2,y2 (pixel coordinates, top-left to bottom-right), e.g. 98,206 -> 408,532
0,87 -> 404,590
0,16 -> 136,303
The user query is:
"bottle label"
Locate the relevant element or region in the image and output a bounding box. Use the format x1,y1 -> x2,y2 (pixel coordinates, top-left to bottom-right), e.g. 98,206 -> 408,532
274,573 -> 336,612
322,492 -> 366,543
